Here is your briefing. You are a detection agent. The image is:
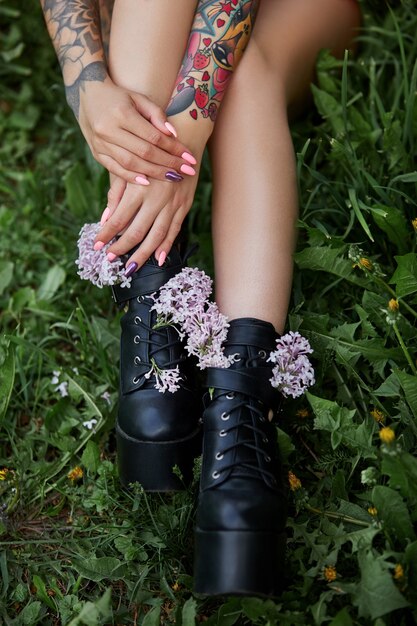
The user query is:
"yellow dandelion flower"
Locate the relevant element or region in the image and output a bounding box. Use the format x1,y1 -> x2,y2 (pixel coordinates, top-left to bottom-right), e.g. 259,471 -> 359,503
67,466 -> 83,482
379,426 -> 395,444
388,299 -> 399,312
393,564 -> 404,580
296,408 -> 309,418
0,468 -> 10,481
323,566 -> 337,582
288,471 -> 302,491
367,506 -> 378,516
370,408 -> 385,423
359,257 -> 373,270
172,581 -> 181,592
412,218 -> 417,232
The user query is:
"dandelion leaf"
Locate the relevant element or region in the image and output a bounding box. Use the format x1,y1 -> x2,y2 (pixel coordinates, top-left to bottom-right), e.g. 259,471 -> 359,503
0,260 -> 13,296
81,440 -> 100,474
67,588 -> 112,626
381,451 -> 417,512
371,204 -> 409,254
372,485 -> 415,543
182,597 -> 198,626
329,607 -> 354,626
394,369 -> 417,420
353,549 -> 409,619
390,253 -> 417,297
71,556 -> 127,582
0,343 -> 14,423
142,606 -> 162,626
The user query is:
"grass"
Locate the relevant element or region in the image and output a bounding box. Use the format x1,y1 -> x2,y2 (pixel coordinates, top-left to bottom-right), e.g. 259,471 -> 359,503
1,0 -> 417,624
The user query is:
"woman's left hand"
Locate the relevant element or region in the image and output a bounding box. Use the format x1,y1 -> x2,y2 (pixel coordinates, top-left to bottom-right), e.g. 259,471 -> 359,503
95,172 -> 200,271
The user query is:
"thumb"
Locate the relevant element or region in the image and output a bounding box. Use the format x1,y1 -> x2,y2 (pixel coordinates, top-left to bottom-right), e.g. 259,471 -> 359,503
129,91 -> 178,137
106,175 -> 127,214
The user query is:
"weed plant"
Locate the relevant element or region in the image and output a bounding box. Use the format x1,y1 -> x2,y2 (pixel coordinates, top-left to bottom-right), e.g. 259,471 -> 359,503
0,0 -> 416,624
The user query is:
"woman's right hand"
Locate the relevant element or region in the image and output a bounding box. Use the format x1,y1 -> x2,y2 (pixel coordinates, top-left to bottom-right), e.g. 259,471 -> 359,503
78,78 -> 197,183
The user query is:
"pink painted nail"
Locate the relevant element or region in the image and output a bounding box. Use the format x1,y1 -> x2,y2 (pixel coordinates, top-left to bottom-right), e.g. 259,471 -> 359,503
164,121 -> 178,138
93,241 -> 105,251
135,175 -> 150,186
158,251 -> 167,267
100,207 -> 111,226
180,164 -> 196,176
107,252 -> 117,262
181,151 -> 197,165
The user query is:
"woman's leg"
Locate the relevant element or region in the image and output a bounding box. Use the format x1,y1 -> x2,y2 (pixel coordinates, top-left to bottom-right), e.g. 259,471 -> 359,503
210,0 -> 361,333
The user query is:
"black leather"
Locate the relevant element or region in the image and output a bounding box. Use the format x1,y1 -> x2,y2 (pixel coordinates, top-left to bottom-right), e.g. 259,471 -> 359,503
194,318 -> 288,595
116,246 -> 202,489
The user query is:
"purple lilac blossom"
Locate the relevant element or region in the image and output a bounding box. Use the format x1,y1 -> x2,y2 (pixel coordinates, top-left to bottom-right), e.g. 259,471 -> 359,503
151,267 -> 213,325
76,222 -> 132,288
183,302 -> 234,369
144,363 -> 182,393
268,331 -> 315,398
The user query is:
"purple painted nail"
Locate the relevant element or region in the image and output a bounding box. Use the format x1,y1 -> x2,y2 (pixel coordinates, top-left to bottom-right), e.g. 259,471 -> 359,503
165,171 -> 184,183
125,262 -> 138,278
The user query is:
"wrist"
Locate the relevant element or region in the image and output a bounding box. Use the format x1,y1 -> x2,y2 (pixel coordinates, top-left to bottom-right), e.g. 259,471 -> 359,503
167,113 -> 211,161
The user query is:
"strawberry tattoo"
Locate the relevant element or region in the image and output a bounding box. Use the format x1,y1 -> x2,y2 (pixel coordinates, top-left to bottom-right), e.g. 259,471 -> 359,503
195,84 -> 209,109
193,50 -> 210,70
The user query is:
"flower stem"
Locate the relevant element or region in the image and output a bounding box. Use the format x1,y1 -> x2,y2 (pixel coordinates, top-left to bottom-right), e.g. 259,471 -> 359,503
306,504 -> 370,527
393,323 -> 417,375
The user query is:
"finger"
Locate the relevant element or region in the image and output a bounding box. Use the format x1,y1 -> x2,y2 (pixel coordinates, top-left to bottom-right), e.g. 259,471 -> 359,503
107,176 -> 127,213
154,209 -> 185,264
124,210 -> 173,273
96,186 -> 146,245
97,152 -> 151,185
106,200 -> 165,258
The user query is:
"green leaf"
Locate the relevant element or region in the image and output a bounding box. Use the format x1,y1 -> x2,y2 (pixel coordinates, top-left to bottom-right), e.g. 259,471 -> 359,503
0,343 -> 15,423
15,601 -> 42,625
348,188 -> 374,242
81,441 -> 101,474
142,606 -> 161,626
390,253 -> 417,297
381,451 -> 417,505
371,204 -> 409,254
182,597 -> 198,626
353,549 -> 409,618
67,588 -> 112,626
329,607 -> 353,626
372,485 -> 415,543
311,85 -> 345,136
295,247 -> 364,285
72,556 -> 127,582
64,162 -> 96,218
0,260 -> 13,296
395,369 -> 417,419
32,575 -> 56,611
37,265 -> 66,301
405,541 -> 417,601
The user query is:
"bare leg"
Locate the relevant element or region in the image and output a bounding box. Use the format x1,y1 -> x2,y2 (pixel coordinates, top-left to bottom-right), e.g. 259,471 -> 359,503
210,0 -> 361,333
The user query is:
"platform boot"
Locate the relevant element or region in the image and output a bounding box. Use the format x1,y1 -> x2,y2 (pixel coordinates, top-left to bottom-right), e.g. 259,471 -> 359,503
112,247 -> 202,491
193,318 -> 288,596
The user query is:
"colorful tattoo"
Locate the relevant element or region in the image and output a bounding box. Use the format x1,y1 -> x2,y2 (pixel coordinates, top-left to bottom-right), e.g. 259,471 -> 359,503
166,0 -> 259,122
40,0 -> 107,118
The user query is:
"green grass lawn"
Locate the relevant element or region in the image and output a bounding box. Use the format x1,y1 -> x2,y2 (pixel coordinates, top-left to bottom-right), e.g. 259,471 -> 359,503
1,1 -> 417,624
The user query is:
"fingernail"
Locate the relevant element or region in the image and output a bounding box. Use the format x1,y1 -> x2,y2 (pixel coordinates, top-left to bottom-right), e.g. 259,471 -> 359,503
94,241 -> 105,251
182,151 -> 197,165
125,262 -> 138,277
107,252 -> 117,262
165,121 -> 178,137
165,171 -> 183,182
135,175 -> 150,185
100,207 -> 111,226
158,251 -> 167,267
180,164 -> 196,176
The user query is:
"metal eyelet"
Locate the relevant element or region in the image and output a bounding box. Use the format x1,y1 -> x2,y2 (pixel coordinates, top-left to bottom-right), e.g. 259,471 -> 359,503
226,392 -> 235,400
134,356 -> 141,365
219,429 -> 227,437
212,471 -> 221,479
264,455 -> 271,463
263,437 -> 269,443
258,349 -> 267,359
220,412 -> 230,421
133,335 -> 141,344
233,353 -> 241,363
132,376 -> 140,384
136,295 -> 144,303
134,316 -> 142,325
215,452 -> 224,460
259,415 -> 266,423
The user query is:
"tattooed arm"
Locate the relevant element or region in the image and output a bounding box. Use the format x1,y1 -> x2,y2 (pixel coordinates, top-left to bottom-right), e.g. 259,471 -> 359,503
40,0 -> 197,183
96,0 -> 259,271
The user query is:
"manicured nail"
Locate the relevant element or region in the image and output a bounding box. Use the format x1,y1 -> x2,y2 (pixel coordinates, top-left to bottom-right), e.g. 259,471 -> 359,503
107,252 -> 117,262
93,241 -> 105,251
158,251 -> 167,267
135,175 -> 150,186
100,207 -> 110,226
165,121 -> 178,137
165,171 -> 183,182
125,262 -> 138,277
180,164 -> 196,176
182,151 -> 197,165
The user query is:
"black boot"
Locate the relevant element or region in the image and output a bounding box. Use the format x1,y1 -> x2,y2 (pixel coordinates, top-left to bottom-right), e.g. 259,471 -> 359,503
193,318 -> 288,596
112,247 -> 202,492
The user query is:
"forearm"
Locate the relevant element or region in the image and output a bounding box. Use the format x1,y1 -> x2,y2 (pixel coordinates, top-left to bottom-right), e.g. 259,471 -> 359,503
40,0 -> 108,117
166,0 -> 260,145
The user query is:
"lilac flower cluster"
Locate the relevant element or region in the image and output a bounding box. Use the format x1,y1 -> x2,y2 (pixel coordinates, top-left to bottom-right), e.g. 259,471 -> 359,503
76,222 -> 132,289
144,360 -> 182,393
152,268 -> 234,370
268,331 -> 315,398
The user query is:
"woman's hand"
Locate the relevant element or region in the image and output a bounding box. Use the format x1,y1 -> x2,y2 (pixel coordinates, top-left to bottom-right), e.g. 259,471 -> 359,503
78,78 -> 198,183
95,172 -> 200,271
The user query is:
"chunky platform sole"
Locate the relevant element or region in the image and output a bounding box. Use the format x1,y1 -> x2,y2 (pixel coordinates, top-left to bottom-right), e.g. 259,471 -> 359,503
116,423 -> 201,491
193,528 -> 286,597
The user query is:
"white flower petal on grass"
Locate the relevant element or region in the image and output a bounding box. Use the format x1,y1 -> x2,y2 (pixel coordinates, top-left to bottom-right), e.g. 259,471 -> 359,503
56,381 -> 69,398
